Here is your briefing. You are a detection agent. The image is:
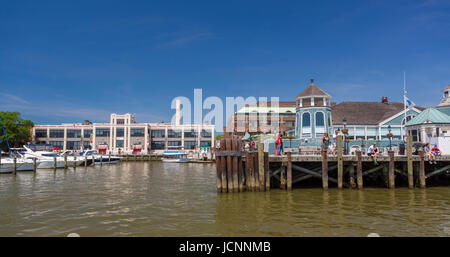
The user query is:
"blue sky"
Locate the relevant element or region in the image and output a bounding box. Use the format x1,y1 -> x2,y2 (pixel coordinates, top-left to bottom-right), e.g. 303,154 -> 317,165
0,0 -> 449,124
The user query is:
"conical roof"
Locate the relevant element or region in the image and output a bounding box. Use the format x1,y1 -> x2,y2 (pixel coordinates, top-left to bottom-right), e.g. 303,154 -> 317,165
405,107 -> 450,126
296,80 -> 331,99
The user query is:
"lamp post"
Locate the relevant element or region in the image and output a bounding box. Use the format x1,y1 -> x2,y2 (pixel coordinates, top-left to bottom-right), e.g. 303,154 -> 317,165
387,125 -> 393,151
342,118 -> 348,155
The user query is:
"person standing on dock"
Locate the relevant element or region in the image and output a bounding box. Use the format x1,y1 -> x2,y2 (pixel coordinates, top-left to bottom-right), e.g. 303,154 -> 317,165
321,133 -> 330,155
279,134 -> 284,155
368,142 -> 379,164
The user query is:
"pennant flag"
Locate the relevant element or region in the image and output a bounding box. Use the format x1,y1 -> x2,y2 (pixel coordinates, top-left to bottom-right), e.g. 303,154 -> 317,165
405,96 -> 416,109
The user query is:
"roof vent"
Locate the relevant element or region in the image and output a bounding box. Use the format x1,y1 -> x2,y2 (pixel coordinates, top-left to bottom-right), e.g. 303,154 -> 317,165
381,96 -> 388,103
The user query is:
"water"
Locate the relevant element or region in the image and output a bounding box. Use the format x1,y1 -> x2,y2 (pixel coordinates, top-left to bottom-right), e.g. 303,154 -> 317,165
0,162 -> 448,237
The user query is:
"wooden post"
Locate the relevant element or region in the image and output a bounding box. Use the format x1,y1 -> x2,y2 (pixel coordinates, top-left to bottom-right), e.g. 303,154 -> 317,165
53,156 -> 57,169
388,150 -> 395,189
92,155 -> 95,167
220,139 -> 227,192
356,150 -> 363,189
84,156 -> 87,167
253,152 -> 260,191
100,155 -> 103,166
321,150 -> 328,190
226,139 -> 233,192
280,166 -> 286,190
349,165 -> 356,189
247,151 -> 254,191
419,150 -> 426,188
258,141 -> 265,191
238,147 -> 244,192
73,156 -> 77,168
264,152 -> 270,191
407,135 -> 414,189
337,135 -> 343,189
13,156 -> 17,174
64,155 -> 68,169
109,154 -> 111,164
287,152 -> 292,190
215,145 -> 222,193
232,138 -> 239,192
33,158 -> 37,172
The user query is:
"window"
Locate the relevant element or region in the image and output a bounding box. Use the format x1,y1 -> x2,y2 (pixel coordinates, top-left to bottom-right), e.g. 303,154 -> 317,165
184,130 -> 197,138
116,140 -> 124,148
356,127 -> 365,139
49,130 -> 64,138
301,112 -> 311,137
116,128 -> 124,137
184,141 -> 196,149
402,115 -> 416,125
201,129 -> 212,138
151,130 -> 165,138
409,129 -> 420,142
366,127 -> 377,140
84,129 -> 93,138
200,141 -> 211,147
151,141 -> 165,149
67,129 -> 81,138
445,91 -> 449,98
315,112 -> 325,136
49,141 -> 64,148
67,141 -> 81,150
35,129 -> 47,138
167,129 -> 181,138
131,128 -> 145,137
117,119 -> 125,124
168,141 -> 181,146
83,141 -> 91,149
96,128 -> 110,137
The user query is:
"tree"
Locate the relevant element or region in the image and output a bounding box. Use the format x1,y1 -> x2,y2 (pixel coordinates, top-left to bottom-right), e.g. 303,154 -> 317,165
215,134 -> 224,140
0,112 -> 34,152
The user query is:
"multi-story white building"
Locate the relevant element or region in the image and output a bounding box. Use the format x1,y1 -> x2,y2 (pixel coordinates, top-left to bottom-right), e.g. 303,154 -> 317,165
32,113 -> 215,155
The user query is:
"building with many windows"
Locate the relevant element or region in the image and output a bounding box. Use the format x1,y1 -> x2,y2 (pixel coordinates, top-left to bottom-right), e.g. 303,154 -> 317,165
32,113 -> 214,155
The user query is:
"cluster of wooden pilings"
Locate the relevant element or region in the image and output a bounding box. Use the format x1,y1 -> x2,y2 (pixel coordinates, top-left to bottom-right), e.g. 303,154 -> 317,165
215,137 -> 271,192
216,135 -> 450,192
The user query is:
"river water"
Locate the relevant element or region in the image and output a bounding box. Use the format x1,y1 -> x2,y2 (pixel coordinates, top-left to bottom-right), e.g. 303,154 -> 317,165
0,162 -> 448,237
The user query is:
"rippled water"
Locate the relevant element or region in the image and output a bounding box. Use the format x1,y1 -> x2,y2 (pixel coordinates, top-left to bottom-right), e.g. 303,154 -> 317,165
0,162 -> 448,236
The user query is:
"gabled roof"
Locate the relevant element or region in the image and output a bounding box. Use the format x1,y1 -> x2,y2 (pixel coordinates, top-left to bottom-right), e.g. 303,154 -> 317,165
296,81 -> 331,99
332,101 -> 423,125
405,107 -> 450,126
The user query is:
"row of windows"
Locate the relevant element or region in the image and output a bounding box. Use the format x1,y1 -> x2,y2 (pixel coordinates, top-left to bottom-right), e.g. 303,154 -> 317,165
151,130 -> 212,138
151,141 -> 212,149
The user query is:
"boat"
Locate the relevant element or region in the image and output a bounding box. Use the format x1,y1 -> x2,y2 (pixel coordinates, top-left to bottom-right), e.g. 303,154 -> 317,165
21,145 -> 66,168
59,151 -> 85,166
0,156 -> 35,172
162,151 -> 189,163
79,150 -> 121,165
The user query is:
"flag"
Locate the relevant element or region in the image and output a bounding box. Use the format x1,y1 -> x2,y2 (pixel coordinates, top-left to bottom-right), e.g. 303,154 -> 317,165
404,95 -> 416,109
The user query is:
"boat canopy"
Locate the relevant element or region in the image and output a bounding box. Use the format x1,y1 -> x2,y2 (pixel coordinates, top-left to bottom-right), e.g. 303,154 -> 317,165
163,151 -> 188,156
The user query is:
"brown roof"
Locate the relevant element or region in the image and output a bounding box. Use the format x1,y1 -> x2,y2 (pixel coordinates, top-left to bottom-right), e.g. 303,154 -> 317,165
332,101 -> 424,125
296,83 -> 331,99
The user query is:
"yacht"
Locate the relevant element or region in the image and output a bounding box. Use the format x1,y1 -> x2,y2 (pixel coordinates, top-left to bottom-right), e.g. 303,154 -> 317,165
0,156 -> 35,173
22,145 -> 66,168
162,151 -> 189,163
79,150 -> 121,165
59,151 -> 86,166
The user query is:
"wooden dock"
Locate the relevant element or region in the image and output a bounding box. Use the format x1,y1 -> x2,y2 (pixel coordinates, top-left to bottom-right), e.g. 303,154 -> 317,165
215,136 -> 450,193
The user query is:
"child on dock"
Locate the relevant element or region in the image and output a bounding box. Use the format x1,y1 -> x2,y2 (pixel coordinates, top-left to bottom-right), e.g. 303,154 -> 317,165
425,143 -> 437,164
368,142 -> 379,164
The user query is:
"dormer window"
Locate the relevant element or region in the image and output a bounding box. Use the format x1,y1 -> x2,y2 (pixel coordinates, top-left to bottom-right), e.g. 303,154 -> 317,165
445,91 -> 449,98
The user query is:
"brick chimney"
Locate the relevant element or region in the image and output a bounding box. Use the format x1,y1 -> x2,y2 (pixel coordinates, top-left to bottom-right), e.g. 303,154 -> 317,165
381,96 -> 388,103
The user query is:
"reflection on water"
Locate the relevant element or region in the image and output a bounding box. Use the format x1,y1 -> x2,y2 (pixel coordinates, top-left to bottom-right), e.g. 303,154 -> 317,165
0,162 -> 448,236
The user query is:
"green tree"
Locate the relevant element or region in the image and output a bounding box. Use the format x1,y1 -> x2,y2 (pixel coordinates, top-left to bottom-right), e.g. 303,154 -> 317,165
215,134 -> 224,140
0,112 -> 34,152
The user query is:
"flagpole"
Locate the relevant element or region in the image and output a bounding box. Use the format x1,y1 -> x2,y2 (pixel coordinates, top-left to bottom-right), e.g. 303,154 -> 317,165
403,71 -> 407,140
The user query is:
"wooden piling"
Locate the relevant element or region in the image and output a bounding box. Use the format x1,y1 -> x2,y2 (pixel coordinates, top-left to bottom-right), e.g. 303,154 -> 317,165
73,156 -> 77,168
321,150 -> 328,190
287,152 -> 292,191
100,155 -> 103,166
248,151 -> 255,191
84,156 -> 87,167
280,165 -> 286,190
64,155 -> 68,169
349,164 -> 356,189
53,156 -> 57,169
226,139 -> 233,192
109,154 -> 111,164
407,135 -> 414,189
356,150 -> 363,189
388,150 -> 395,189
238,145 -> 244,192
419,150 -> 426,188
264,152 -> 270,191
33,158 -> 37,172
253,152 -> 260,191
258,141 -> 265,191
215,145 -> 222,193
13,156 -> 17,174
337,135 -> 343,189
92,156 -> 95,167
232,138 -> 239,192
220,139 -> 227,192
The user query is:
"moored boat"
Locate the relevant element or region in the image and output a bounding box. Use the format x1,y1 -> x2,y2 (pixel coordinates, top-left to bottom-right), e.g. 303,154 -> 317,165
162,151 -> 189,163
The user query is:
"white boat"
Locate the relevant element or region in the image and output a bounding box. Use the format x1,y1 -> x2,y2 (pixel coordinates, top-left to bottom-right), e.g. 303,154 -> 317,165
22,146 -> 65,169
79,150 -> 121,165
0,160 -> 15,173
162,151 -> 189,163
0,157 -> 34,172
59,151 -> 86,166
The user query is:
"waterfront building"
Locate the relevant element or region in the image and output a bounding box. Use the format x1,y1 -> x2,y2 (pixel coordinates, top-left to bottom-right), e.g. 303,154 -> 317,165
436,85 -> 450,116
32,113 -> 214,155
405,107 -> 450,143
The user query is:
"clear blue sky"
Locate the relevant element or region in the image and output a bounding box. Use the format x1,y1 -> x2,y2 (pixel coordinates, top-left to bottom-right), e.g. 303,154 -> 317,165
1,0 -> 449,124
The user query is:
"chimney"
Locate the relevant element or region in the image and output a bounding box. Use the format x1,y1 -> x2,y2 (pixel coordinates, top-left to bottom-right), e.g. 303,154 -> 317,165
381,96 -> 388,103
175,99 -> 181,126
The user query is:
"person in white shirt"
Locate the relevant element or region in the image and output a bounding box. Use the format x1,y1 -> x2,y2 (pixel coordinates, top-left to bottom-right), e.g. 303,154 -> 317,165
367,142 -> 379,164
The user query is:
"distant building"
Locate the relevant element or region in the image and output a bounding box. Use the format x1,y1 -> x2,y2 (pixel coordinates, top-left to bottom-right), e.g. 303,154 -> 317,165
32,112 -> 214,155
405,107 -> 450,143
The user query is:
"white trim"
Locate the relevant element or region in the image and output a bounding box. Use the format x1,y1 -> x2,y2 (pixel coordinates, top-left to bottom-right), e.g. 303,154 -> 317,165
378,107 -> 422,125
